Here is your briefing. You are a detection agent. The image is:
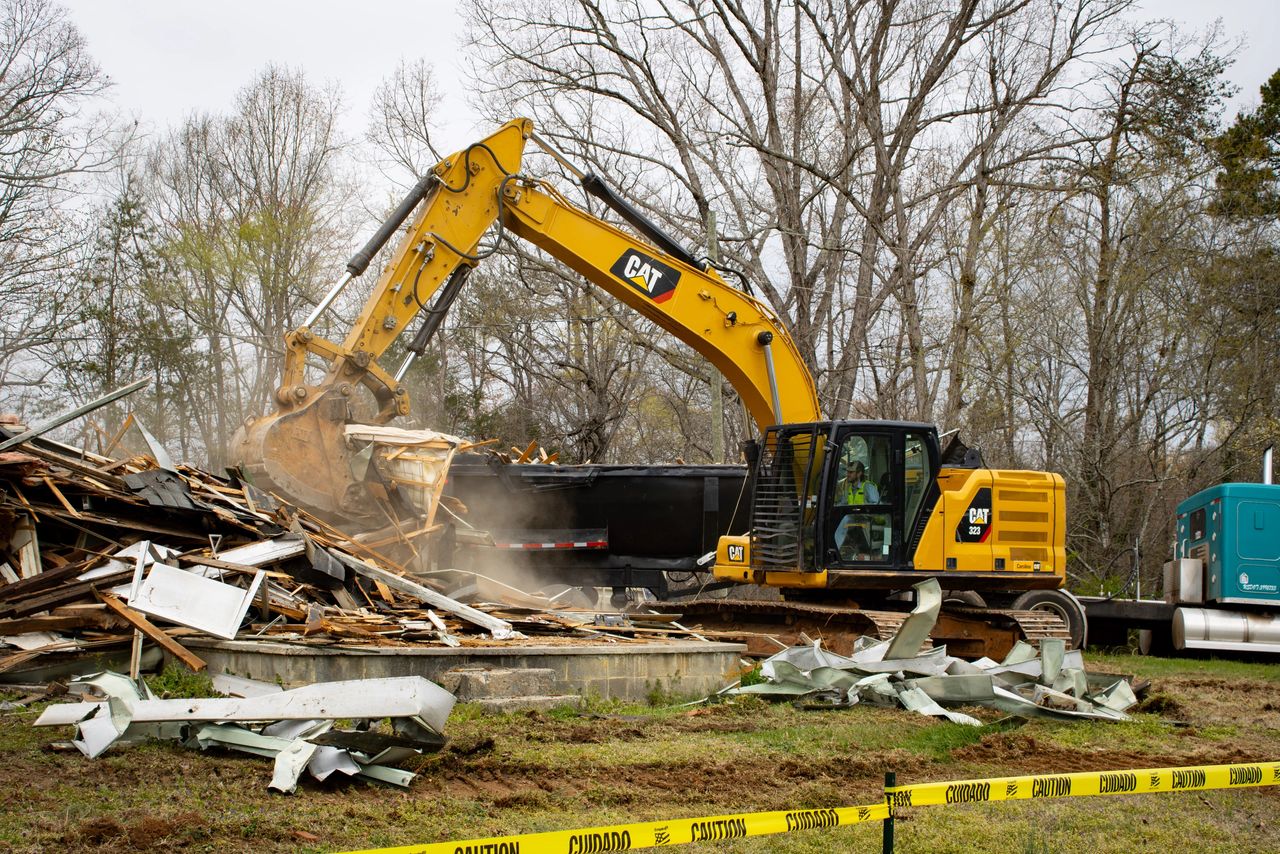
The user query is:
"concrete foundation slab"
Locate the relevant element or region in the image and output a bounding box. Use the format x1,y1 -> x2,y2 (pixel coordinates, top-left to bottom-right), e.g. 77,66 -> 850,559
171,640 -> 746,704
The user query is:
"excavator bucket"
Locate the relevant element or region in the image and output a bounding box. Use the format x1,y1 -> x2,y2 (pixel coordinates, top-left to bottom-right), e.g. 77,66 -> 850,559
232,395 -> 372,523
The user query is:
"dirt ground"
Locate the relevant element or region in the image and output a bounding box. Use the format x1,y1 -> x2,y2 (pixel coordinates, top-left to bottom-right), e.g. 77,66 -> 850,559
1,652 -> 1278,853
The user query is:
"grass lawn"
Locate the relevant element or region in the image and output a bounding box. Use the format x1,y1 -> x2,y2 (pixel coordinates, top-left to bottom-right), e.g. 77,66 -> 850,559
1,652 -> 1277,853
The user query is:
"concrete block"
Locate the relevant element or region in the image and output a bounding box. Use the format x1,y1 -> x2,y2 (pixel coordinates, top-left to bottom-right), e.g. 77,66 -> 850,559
452,667 -> 557,700
475,695 -> 582,714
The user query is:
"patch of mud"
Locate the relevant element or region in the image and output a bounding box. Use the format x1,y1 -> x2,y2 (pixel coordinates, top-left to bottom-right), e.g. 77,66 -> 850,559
951,732 -> 1258,775
1135,692 -> 1184,717
429,751 -> 895,810
1157,676 -> 1280,729
74,817 -> 125,846
69,811 -> 207,850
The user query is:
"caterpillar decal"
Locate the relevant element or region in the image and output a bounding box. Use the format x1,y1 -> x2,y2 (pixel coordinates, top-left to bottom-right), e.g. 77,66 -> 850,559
955,487 -> 993,543
610,249 -> 680,303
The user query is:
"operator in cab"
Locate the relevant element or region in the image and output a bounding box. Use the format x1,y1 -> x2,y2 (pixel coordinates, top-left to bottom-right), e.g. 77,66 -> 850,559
834,448 -> 883,562
840,459 -> 879,505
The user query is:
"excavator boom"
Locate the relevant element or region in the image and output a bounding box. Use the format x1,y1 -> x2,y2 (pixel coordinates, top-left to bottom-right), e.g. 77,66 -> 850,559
232,118 -> 819,521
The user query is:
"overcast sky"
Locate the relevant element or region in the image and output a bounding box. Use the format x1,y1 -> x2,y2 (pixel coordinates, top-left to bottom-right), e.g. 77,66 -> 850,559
63,1 -> 1280,155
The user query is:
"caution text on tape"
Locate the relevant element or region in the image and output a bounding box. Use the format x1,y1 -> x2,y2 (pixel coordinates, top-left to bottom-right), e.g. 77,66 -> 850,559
885,761 -> 1280,809
338,760 -> 1280,854
337,802 -> 890,854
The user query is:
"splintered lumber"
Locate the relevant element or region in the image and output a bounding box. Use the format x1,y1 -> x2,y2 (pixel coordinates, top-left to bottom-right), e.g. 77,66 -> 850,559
17,443 -> 129,491
97,591 -> 206,672
327,551 -> 515,638
0,635 -> 131,673
0,558 -> 97,602
0,609 -> 124,634
0,569 -> 134,617
42,476 -> 81,518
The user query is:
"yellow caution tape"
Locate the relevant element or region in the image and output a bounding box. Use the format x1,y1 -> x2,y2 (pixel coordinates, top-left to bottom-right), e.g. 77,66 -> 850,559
336,802 -> 891,854
885,761 -> 1280,809
338,761 -> 1280,854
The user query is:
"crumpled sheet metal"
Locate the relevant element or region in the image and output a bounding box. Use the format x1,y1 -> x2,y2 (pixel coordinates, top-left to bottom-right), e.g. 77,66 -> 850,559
35,672 -> 454,792
883,578 -> 942,660
36,675 -> 455,733
725,579 -> 1138,726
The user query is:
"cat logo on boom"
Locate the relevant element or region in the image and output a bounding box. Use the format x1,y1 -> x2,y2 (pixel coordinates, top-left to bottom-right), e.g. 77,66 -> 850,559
610,249 -> 680,303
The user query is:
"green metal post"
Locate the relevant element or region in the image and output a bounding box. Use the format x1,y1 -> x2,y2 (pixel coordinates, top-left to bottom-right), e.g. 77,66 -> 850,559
882,771 -> 896,854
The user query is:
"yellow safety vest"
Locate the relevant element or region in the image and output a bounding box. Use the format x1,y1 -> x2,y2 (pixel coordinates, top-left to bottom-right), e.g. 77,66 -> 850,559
842,481 -> 869,505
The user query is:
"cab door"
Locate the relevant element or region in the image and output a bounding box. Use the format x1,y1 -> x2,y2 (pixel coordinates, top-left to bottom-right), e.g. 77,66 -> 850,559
823,428 -> 902,568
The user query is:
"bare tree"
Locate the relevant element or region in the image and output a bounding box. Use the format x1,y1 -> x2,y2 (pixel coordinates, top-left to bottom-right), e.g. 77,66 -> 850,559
366,58 -> 444,183
144,65 -> 354,467
0,0 -> 118,399
465,0 -> 1130,430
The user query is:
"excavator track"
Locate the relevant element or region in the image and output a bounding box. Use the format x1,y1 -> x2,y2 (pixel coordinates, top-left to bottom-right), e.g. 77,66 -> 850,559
679,598 -> 1070,660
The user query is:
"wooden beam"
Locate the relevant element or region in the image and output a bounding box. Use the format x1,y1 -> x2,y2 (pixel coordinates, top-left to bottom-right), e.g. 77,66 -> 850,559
96,591 -> 206,672
42,476 -> 82,518
0,609 -> 125,634
0,569 -> 134,617
0,557 -> 95,601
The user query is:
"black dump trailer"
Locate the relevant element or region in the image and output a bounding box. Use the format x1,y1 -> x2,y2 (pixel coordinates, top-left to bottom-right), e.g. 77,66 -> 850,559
439,456 -> 750,600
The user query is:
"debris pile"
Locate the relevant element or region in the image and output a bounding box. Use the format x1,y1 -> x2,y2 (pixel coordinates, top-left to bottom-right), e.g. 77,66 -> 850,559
722,579 -> 1141,723
0,422 -> 702,685
33,671 -> 455,792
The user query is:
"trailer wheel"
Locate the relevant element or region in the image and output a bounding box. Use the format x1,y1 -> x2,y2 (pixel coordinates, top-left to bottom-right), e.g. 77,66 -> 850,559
1010,589 -> 1088,650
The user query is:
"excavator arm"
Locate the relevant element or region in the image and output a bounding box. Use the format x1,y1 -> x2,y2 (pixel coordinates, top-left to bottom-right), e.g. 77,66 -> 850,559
232,118 -> 820,520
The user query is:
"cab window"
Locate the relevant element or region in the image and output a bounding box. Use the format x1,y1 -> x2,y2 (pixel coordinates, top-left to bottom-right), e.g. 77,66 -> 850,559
903,432 -> 933,532
831,433 -> 891,563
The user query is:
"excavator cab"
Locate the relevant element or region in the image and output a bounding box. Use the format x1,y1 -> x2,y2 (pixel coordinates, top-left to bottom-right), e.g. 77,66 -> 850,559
824,424 -> 938,569
715,421 -> 941,585
709,421 -> 1085,654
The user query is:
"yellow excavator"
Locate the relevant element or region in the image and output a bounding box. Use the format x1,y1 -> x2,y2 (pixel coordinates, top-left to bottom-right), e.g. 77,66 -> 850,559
232,118 -> 1086,652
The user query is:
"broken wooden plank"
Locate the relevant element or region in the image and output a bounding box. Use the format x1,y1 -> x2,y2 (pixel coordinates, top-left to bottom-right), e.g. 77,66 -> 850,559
373,579 -> 395,603
456,438 -> 499,453
425,610 -> 460,647
327,550 -> 516,638
97,591 -> 206,672
0,611 -> 124,634
42,476 -> 82,518
16,444 -> 129,491
179,555 -> 290,578
0,569 -> 134,618
0,634 -> 131,673
0,557 -> 96,601
12,512 -> 41,578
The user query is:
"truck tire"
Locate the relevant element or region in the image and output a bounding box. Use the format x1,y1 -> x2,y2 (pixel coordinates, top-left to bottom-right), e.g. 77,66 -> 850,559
1010,589 -> 1088,650
1137,628 -> 1174,657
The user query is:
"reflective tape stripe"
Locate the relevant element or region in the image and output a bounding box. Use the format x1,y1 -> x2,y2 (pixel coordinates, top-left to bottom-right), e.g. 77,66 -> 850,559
335,802 -> 890,854
338,760 -> 1280,854
885,761 -> 1280,808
